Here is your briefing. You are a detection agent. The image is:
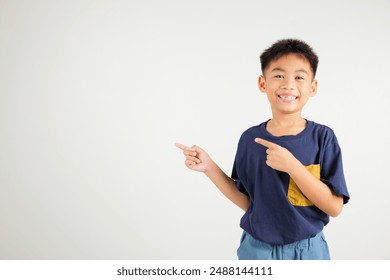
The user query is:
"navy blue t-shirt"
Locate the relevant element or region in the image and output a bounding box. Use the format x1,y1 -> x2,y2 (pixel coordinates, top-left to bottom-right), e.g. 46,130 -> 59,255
232,120 -> 350,245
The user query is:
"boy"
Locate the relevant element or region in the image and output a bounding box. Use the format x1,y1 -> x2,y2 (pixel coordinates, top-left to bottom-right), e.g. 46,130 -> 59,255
175,39 -> 350,260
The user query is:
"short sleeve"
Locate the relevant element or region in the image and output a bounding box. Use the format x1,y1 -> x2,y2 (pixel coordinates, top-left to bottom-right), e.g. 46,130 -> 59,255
321,134 -> 350,204
231,135 -> 249,197
231,158 -> 249,196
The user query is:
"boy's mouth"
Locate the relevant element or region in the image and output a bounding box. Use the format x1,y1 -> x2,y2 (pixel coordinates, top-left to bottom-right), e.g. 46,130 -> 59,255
278,94 -> 297,101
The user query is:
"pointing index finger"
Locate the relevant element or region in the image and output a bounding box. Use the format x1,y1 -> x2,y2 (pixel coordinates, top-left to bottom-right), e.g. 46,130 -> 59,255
174,142 -> 189,151
254,138 -> 278,149
174,142 -> 196,152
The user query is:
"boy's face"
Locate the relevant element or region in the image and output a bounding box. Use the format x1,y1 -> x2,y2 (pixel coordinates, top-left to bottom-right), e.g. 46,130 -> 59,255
258,53 -> 317,116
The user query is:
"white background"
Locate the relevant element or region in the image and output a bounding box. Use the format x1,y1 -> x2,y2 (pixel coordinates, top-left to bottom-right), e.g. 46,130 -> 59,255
0,0 -> 389,260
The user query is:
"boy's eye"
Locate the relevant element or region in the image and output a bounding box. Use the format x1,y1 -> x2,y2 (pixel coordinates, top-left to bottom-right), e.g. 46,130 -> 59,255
296,76 -> 304,80
274,75 -> 284,79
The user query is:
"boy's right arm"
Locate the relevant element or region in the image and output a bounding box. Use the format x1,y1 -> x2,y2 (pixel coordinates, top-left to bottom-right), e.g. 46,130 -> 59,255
175,143 -> 249,212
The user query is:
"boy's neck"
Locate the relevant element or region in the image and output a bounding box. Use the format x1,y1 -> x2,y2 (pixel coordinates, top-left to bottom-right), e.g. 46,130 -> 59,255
266,115 -> 307,136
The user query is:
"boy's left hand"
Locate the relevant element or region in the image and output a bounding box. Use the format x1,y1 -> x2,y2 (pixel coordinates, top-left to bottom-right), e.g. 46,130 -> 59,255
255,138 -> 297,173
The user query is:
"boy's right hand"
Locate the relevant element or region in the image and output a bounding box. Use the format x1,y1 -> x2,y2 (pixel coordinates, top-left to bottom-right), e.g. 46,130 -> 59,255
174,143 -> 213,173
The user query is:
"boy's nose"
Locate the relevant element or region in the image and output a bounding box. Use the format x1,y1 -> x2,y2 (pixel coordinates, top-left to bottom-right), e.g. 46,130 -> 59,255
281,79 -> 296,90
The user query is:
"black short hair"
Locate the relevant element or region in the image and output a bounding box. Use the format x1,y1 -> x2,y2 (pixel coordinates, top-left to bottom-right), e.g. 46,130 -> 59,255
260,39 -> 319,78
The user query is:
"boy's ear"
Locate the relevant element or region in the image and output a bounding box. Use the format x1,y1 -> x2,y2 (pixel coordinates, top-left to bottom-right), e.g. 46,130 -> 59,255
310,79 -> 318,97
258,75 -> 266,92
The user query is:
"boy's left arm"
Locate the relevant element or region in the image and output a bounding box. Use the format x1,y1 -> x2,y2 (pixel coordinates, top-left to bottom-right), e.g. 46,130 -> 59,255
255,138 -> 343,217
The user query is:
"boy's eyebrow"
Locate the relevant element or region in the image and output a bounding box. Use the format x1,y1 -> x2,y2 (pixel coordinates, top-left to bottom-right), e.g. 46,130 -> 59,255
270,67 -> 309,75
295,69 -> 309,75
270,67 -> 285,72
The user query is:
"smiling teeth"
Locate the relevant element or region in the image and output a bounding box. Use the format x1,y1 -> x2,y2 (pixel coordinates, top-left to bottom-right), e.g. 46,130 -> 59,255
279,95 -> 296,100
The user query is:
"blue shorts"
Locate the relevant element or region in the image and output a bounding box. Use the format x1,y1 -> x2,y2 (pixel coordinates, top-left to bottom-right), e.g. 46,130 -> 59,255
237,231 -> 331,260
